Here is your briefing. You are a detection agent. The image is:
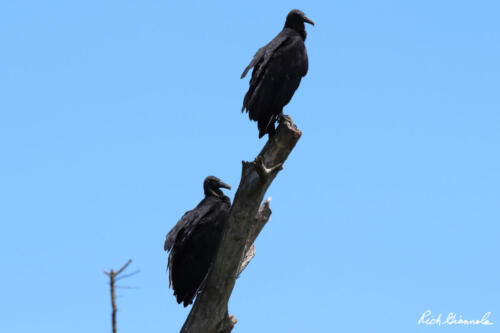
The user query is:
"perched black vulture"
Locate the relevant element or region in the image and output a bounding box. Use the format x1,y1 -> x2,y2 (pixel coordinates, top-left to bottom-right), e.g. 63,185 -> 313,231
164,176 -> 231,307
241,9 -> 314,138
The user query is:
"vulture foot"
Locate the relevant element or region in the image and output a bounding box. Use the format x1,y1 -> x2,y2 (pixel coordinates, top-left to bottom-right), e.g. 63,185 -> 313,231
277,113 -> 292,124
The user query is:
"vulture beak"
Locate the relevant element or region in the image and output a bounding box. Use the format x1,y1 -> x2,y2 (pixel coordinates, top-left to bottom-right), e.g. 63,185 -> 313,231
303,16 -> 315,26
218,181 -> 231,190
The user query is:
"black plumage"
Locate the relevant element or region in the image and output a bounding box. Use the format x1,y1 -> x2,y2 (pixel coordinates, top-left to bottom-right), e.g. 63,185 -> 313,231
241,9 -> 314,138
164,176 -> 231,307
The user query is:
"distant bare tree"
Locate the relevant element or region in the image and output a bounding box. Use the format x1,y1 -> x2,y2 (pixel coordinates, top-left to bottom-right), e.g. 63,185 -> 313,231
104,259 -> 140,333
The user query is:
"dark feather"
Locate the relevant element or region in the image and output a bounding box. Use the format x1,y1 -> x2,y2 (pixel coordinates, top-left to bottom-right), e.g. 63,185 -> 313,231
164,177 -> 231,307
240,31 -> 289,80
241,10 -> 312,138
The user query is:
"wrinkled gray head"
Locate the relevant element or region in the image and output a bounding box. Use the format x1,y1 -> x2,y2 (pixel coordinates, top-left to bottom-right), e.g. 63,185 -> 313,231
285,9 -> 315,32
203,176 -> 231,198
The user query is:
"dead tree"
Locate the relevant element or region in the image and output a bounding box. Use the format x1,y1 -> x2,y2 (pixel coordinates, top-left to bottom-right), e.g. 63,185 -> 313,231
180,116 -> 302,332
104,259 -> 139,333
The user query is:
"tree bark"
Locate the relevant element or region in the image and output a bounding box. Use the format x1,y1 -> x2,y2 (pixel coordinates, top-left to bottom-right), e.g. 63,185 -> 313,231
180,116 -> 301,333
236,197 -> 272,277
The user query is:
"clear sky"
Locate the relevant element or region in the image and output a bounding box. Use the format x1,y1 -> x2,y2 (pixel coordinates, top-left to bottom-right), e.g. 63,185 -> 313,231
1,1 -> 499,332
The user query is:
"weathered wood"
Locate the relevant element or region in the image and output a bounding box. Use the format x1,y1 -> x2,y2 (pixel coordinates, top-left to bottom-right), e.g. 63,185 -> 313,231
180,117 -> 301,333
237,198 -> 272,277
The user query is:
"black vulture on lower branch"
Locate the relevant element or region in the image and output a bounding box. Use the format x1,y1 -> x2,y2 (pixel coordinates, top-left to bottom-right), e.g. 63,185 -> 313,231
241,9 -> 314,138
164,176 -> 231,307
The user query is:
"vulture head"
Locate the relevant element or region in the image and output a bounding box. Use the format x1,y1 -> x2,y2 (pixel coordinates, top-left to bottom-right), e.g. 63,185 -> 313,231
285,9 -> 315,35
203,176 -> 231,198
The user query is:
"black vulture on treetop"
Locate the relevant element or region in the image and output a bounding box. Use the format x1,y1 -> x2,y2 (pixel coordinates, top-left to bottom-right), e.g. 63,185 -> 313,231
241,9 -> 314,138
164,176 -> 231,307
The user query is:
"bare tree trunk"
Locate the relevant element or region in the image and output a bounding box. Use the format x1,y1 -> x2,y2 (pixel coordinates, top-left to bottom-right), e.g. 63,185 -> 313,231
180,116 -> 301,333
104,259 -> 133,333
110,274 -> 117,333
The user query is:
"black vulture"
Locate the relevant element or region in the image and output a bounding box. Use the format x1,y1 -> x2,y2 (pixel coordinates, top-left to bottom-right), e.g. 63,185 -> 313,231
241,9 -> 314,138
164,176 -> 231,307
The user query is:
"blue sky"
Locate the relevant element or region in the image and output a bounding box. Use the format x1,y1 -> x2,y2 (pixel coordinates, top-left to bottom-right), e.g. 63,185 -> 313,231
1,1 -> 499,332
